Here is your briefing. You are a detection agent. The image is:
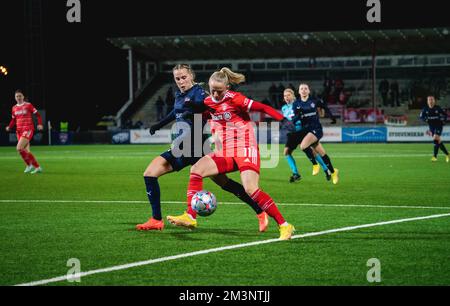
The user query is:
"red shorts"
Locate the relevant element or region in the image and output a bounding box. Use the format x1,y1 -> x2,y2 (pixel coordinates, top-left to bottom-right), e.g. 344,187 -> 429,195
16,130 -> 34,141
208,147 -> 260,174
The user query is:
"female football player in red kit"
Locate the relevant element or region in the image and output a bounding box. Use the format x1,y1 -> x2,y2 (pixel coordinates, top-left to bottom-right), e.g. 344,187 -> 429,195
136,65 -> 269,232
5,90 -> 43,174
167,68 -> 295,240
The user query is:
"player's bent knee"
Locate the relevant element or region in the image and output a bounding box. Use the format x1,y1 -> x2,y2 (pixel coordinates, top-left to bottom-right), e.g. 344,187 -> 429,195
144,165 -> 156,177
144,166 -> 162,177
244,185 -> 258,196
144,157 -> 172,177
190,164 -> 205,177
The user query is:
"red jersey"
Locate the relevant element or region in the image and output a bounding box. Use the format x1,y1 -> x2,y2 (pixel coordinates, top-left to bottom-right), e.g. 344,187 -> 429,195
205,91 -> 255,155
9,102 -> 42,131
204,91 -> 283,156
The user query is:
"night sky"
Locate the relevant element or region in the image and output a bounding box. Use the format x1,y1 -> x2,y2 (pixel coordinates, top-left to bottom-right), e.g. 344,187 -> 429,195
1,0 -> 449,130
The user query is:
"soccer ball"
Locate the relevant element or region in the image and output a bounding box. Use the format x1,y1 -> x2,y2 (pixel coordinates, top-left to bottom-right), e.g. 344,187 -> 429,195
191,190 -> 217,217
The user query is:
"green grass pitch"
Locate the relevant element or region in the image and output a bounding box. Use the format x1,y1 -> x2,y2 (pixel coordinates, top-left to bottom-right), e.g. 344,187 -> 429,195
0,143 -> 449,286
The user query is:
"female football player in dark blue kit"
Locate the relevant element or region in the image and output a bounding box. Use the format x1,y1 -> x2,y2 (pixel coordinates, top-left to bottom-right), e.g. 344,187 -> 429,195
292,83 -> 339,185
420,95 -> 449,162
136,64 -> 269,231
281,88 -> 330,182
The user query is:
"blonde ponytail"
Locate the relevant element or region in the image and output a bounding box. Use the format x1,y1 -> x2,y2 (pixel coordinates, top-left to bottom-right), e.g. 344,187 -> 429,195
210,67 -> 246,86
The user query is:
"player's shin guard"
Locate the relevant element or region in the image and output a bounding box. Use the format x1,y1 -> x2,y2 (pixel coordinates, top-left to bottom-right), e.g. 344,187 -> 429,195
222,179 -> 263,214
18,149 -> 31,165
27,152 -> 40,168
321,154 -> 335,173
144,176 -> 162,220
302,147 -> 316,165
250,189 -> 286,225
187,173 -> 203,218
434,140 -> 440,157
440,142 -> 449,155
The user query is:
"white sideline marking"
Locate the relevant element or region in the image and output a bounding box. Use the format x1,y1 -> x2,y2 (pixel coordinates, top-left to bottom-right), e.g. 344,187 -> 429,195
1,199 -> 450,210
15,212 -> 450,286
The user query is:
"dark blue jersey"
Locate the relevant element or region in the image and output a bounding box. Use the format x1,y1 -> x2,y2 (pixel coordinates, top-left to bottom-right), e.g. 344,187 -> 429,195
154,84 -> 210,157
292,97 -> 327,131
173,84 -> 207,125
420,105 -> 447,127
156,84 -> 207,134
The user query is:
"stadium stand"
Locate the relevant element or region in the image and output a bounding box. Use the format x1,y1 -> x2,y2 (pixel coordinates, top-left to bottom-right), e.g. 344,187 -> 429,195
107,28 -> 450,129
123,74 -> 449,128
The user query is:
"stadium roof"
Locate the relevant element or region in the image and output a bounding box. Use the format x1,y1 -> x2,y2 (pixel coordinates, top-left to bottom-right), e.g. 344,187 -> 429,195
108,28 -> 450,61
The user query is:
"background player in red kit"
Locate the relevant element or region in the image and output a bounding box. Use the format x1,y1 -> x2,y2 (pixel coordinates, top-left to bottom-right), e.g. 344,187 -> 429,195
167,68 -> 295,240
5,90 -> 44,174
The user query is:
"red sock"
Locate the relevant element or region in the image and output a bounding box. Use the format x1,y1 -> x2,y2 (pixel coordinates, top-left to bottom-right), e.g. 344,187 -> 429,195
27,152 -> 40,168
186,173 -> 203,218
250,189 -> 286,225
19,150 -> 31,166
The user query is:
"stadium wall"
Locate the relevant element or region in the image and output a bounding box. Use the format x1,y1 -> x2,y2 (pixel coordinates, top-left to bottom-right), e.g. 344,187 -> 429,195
2,126 -> 449,146
125,126 -> 450,144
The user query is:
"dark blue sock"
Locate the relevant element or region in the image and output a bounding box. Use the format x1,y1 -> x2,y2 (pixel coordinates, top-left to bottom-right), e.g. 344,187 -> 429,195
302,147 -> 316,165
321,154 -> 335,173
434,140 -> 440,157
221,179 -> 263,214
144,176 -> 162,220
440,143 -> 449,155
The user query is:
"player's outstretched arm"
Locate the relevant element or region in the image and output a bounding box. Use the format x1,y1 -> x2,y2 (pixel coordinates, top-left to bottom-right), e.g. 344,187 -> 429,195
250,101 -> 294,130
150,110 -> 176,135
249,101 -> 284,121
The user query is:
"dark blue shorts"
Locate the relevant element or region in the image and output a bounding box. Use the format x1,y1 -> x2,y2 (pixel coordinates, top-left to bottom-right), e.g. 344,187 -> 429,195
430,125 -> 443,137
160,150 -> 202,172
285,130 -> 309,151
307,128 -> 323,141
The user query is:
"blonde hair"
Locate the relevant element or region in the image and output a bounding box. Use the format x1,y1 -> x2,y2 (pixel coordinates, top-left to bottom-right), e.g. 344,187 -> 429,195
210,67 -> 246,86
284,88 -> 295,96
173,64 -> 196,81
